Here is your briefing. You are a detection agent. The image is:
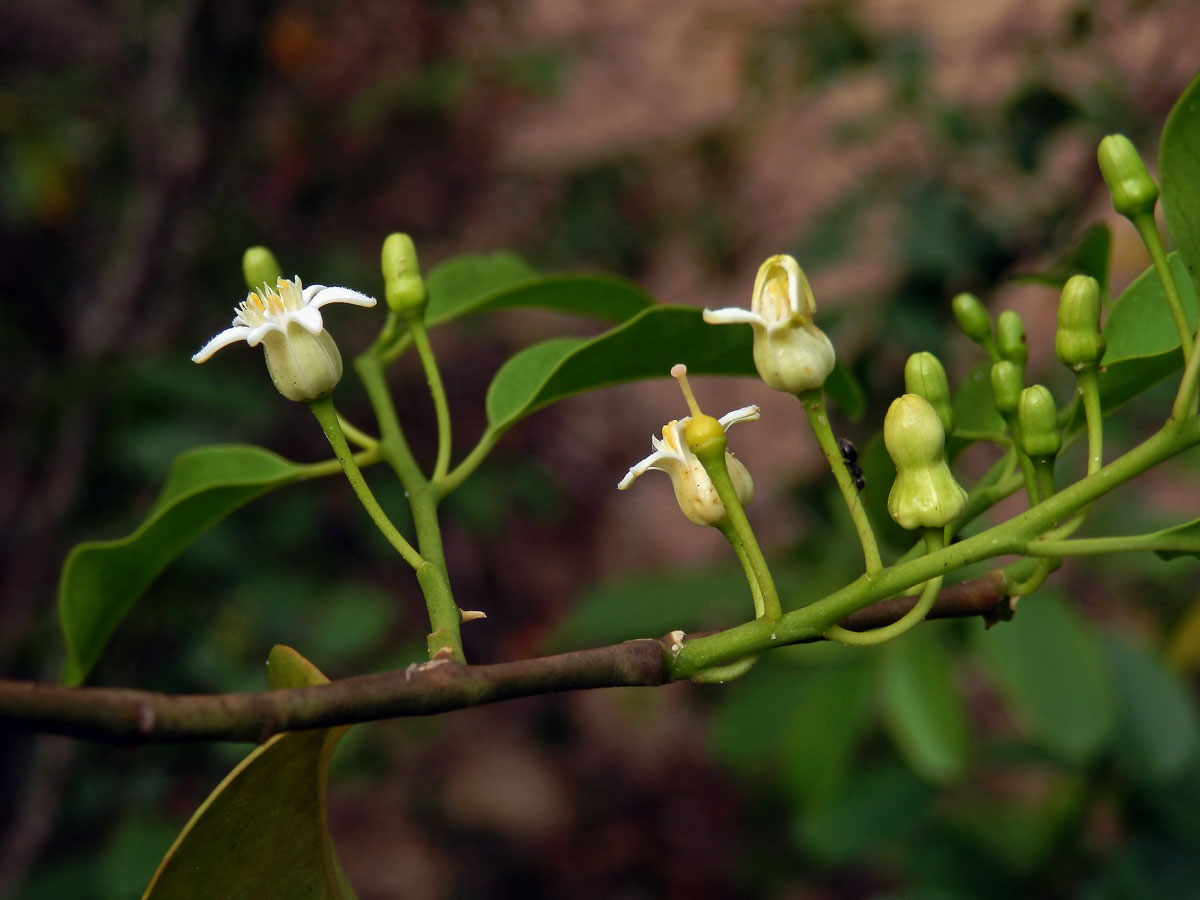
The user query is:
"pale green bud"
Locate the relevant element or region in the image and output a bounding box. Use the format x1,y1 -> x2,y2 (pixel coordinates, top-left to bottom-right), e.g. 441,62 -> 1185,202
904,351 -> 954,434
1098,134 -> 1158,219
243,246 -> 282,292
1017,385 -> 1061,459
996,311 -> 1027,368
990,361 -> 1023,416
1055,274 -> 1105,370
884,394 -> 968,530
261,325 -> 343,402
952,292 -> 992,344
381,232 -> 427,317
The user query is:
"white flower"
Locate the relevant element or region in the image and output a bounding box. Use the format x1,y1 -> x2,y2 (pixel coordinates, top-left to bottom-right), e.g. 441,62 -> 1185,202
618,406 -> 759,526
192,277 -> 376,402
704,254 -> 835,394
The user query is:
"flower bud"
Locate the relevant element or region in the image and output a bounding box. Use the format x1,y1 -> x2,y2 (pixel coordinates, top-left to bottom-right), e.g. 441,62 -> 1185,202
261,325 -> 344,402
1098,134 -> 1159,219
904,351 -> 954,434
1055,274 -> 1105,370
884,394 -> 968,530
952,292 -> 992,344
996,311 -> 1027,368
381,232 -> 427,318
990,361 -> 1022,416
1017,385 -> 1061,459
243,246 -> 282,292
703,255 -> 835,394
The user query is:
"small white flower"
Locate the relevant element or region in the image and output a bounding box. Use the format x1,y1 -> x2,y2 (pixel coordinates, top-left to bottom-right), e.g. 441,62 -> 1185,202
704,254 -> 835,394
619,405 -> 759,527
193,277 -> 376,402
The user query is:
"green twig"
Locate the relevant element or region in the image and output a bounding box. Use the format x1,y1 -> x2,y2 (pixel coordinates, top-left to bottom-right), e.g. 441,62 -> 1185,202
408,318 -> 453,481
1135,211 -> 1193,358
704,454 -> 782,620
799,390 -> 883,574
309,396 -> 424,571
718,521 -> 767,618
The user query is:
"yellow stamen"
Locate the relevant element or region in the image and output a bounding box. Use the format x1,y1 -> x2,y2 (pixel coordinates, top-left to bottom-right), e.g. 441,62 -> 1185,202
671,363 -> 703,418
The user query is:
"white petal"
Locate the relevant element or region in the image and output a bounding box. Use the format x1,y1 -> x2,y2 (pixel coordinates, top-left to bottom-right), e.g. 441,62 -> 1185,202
718,405 -> 760,429
703,307 -> 768,327
287,304 -> 325,335
308,286 -> 377,309
192,326 -> 253,362
618,450 -> 684,489
245,320 -> 287,347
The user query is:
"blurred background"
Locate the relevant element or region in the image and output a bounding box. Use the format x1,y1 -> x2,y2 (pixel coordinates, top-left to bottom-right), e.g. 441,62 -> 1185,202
4,1 -> 1200,897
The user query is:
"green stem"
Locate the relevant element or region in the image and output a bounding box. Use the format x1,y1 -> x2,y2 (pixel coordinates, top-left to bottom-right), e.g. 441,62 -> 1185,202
308,396 -> 424,571
824,529 -> 944,646
1173,320 -> 1200,421
1003,414 -> 1041,504
700,448 -> 782,621
718,521 -> 766,618
435,430 -> 501,499
408,318 -> 453,481
355,350 -> 464,661
1026,531 -> 1200,557
669,416 -> 1200,676
297,447 -> 380,480
799,390 -> 883,575
1135,211 -> 1194,358
336,415 -> 378,451
1077,368 -> 1104,476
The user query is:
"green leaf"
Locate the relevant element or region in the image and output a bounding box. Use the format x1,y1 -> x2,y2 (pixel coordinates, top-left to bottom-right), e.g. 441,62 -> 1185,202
1151,516 -> 1200,560
143,646 -> 356,900
423,252 -> 653,327
973,593 -> 1116,764
1104,635 -> 1200,784
1160,70 -> 1200,296
878,631 -> 971,784
948,362 -> 1007,454
1095,252 -> 1199,414
1012,223 -> 1111,297
824,361 -> 867,420
59,445 -> 310,686
484,305 -> 756,431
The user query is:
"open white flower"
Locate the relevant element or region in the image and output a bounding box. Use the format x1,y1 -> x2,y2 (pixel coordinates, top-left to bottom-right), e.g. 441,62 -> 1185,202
193,277 -> 376,402
619,405 -> 759,526
704,254 -> 835,394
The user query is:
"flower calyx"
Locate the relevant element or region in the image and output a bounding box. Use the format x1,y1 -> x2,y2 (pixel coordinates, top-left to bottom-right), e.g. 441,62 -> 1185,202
884,393 -> 967,530
704,254 -> 835,395
193,276 -> 377,402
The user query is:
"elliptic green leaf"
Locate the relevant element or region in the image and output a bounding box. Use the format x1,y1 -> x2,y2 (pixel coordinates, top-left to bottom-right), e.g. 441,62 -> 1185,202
484,305 -> 756,431
59,445 -> 311,686
949,362 -> 1007,453
1151,516 -> 1200,561
1160,70 -> 1200,296
974,593 -> 1116,764
1104,636 -> 1200,784
878,631 -> 971,784
142,646 -> 356,900
1096,252 -> 1199,414
423,252 -> 653,328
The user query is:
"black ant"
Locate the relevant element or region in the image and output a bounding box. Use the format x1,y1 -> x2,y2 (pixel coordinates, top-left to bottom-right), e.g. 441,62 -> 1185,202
838,437 -> 866,493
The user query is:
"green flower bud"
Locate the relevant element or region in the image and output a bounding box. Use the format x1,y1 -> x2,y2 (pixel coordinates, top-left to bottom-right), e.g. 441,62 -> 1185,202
996,310 -> 1027,368
243,246 -> 282,292
1055,274 -> 1105,370
381,232 -> 427,317
990,361 -> 1022,415
952,292 -> 992,344
884,394 -> 968,530
904,351 -> 955,433
1017,385 -> 1061,459
1098,134 -> 1159,219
